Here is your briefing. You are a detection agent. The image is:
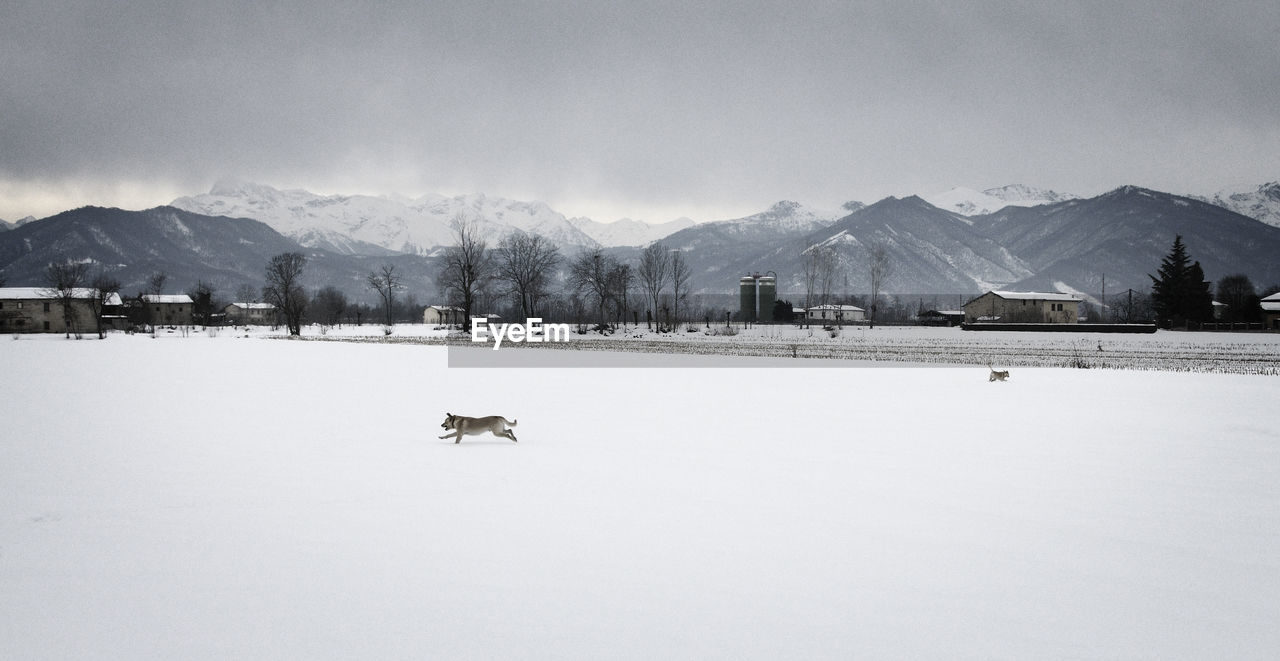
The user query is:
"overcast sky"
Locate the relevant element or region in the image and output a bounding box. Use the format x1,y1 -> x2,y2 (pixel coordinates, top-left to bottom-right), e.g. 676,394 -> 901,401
2,0 -> 1278,223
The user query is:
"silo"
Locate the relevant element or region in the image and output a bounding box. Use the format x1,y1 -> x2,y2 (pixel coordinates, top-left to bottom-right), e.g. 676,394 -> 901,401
739,276 -> 757,322
759,275 -> 777,322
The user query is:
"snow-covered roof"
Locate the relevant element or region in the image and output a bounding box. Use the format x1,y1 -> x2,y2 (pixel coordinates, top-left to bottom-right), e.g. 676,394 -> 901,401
228,302 -> 275,310
142,294 -> 194,304
427,305 -> 461,311
1262,301 -> 1280,312
807,304 -> 865,312
990,290 -> 1081,302
0,287 -> 122,305
1262,292 -> 1280,302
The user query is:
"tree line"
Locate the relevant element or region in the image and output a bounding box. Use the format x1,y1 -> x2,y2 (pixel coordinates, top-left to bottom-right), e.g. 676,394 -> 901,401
28,228 -> 1277,339
436,216 -> 697,333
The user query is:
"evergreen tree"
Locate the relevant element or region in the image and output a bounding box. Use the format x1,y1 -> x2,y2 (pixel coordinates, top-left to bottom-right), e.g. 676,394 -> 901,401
1149,235 -> 1213,327
1185,262 -> 1214,323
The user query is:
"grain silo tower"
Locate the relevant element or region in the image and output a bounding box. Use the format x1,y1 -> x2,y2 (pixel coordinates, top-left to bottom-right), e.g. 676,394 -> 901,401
739,272 -> 777,322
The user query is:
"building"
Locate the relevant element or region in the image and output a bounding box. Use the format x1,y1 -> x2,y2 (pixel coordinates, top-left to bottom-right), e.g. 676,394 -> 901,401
141,294 -> 194,326
423,305 -> 463,325
1263,292 -> 1280,330
806,304 -> 865,323
223,302 -> 277,325
963,291 -> 1081,324
0,287 -> 122,333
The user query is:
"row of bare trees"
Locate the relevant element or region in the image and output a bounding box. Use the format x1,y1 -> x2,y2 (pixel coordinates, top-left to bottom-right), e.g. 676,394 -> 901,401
41,259 -> 121,339
435,217 -> 695,332
800,241 -> 894,327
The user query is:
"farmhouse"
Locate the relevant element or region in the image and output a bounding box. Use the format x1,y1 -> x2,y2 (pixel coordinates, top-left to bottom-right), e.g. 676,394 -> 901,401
963,291 -> 1081,324
141,294 -> 194,326
806,304 -> 866,323
0,287 -> 122,333
423,305 -> 462,325
1263,292 -> 1280,330
223,302 -> 277,325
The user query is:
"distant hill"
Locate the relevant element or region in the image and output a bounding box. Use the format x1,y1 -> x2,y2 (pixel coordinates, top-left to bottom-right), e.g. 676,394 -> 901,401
655,201 -> 843,292
0,206 -> 439,302
972,186 -> 1280,294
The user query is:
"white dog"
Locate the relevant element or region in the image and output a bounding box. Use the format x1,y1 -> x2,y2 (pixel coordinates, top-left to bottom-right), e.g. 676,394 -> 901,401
439,413 -> 518,443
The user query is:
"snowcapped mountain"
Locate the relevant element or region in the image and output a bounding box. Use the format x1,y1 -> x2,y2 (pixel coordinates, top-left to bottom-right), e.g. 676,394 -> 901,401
973,185 -> 1280,293
171,180 -> 599,256
1200,182 -> 1280,229
406,192 -> 599,253
925,185 -> 1077,216
700,200 -> 841,238
652,201 -> 843,293
568,216 -> 695,247
792,196 -> 1034,293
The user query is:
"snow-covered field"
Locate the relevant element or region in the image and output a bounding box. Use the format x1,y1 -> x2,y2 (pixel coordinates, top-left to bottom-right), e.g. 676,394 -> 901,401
302,322 -> 1280,374
3,332 -> 1279,659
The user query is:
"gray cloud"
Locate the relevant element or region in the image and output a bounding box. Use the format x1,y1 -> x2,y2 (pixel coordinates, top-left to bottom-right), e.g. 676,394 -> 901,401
2,0 -> 1278,221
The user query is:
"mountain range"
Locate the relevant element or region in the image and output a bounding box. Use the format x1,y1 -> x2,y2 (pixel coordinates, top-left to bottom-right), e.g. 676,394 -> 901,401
2,181 -> 1279,304
1197,182 -> 1280,229
0,206 -> 438,300
172,180 -> 613,254
923,185 -> 1078,216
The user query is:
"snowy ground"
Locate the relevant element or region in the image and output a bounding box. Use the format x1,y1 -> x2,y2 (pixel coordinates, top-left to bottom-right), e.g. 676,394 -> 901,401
2,332 -> 1279,659
300,322 -> 1280,373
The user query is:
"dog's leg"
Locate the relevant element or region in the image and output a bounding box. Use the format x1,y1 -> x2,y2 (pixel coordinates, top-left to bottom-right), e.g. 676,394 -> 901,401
503,428 -> 518,442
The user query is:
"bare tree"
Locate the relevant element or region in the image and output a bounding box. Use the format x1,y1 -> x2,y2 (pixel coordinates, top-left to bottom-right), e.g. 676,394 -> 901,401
235,283 -> 257,306
233,283 -> 258,325
670,249 -> 691,326
367,263 -> 404,328
186,280 -> 216,327
495,232 -> 562,318
310,286 -> 348,327
87,272 -> 121,338
800,243 -> 835,327
607,262 -> 634,328
43,259 -> 89,338
143,270 -> 169,333
262,252 -> 308,336
568,248 -> 616,328
1215,274 -> 1261,323
868,242 -> 894,328
437,215 -> 494,332
637,242 -> 670,329
817,246 -> 839,308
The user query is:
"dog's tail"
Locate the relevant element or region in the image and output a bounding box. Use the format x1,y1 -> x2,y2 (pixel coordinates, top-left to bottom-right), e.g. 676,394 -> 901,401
503,417 -> 518,427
